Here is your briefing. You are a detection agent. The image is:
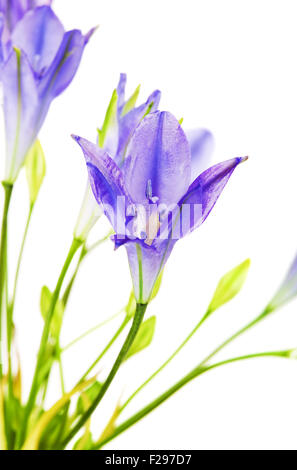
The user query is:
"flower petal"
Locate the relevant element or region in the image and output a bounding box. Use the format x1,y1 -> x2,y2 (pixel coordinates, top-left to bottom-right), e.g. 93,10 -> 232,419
38,28 -> 89,102
2,48 -> 39,183
186,128 -> 214,182
124,111 -> 191,206
125,240 -> 173,303
115,89 -> 161,166
267,254 -> 297,311
11,6 -> 64,77
73,136 -> 134,233
174,156 -> 247,238
116,73 -> 127,113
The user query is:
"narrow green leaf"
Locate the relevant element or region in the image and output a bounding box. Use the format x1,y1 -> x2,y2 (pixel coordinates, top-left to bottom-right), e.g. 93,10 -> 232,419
125,291 -> 136,319
207,259 -> 250,314
76,381 -> 102,416
179,117 -> 184,125
121,85 -> 140,116
97,89 -> 118,148
40,286 -> 64,339
126,316 -> 156,360
25,140 -> 46,204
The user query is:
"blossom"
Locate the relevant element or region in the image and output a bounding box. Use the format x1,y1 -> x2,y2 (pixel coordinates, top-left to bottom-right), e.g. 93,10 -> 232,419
0,0 -> 52,41
74,111 -> 247,303
0,5 -> 94,183
266,253 -> 297,311
74,74 -> 161,241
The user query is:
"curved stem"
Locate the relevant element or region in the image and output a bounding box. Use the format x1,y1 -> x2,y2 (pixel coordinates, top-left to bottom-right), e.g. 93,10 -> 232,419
121,310 -> 210,413
77,316 -> 130,385
10,203 -> 34,314
198,309 -> 270,368
95,349 -> 292,449
18,237 -> 82,448
61,303 -> 147,448
0,183 -> 13,381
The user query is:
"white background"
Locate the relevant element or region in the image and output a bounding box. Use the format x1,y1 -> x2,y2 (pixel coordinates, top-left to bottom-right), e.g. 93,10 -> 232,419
2,0 -> 297,450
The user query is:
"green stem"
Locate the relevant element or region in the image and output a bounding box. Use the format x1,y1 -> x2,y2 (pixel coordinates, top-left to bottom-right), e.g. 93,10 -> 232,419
6,203 -> 34,398
0,183 -> 13,381
120,310 -> 210,413
10,203 -> 34,315
198,308 -> 270,368
95,349 -> 292,449
61,309 -> 124,353
18,237 -> 82,448
61,303 -> 147,448
77,316 -> 130,384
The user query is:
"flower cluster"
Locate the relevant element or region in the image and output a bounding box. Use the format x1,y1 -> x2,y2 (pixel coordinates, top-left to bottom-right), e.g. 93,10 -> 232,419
0,3 -> 93,183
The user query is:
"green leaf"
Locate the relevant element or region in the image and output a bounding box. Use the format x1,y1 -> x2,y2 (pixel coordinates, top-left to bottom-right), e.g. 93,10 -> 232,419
179,117 -> 184,125
121,84 -> 140,116
126,316 -> 156,360
207,259 -> 251,314
97,89 -> 118,148
76,381 -> 102,416
40,286 -> 64,339
150,270 -> 164,301
125,291 -> 136,319
25,140 -> 46,204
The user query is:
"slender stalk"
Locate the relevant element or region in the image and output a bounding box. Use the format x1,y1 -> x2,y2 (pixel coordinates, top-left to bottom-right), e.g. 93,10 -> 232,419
18,237 -> 82,448
95,349 -> 292,449
61,303 -> 147,448
198,308 -> 270,368
121,310 -> 210,413
0,183 -> 13,381
6,203 -> 34,403
61,309 -> 124,352
10,203 -> 34,315
77,316 -> 130,384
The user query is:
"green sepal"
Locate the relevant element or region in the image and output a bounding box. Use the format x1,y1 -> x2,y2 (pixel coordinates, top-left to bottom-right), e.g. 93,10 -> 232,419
121,85 -> 140,116
25,140 -> 46,205
150,270 -> 164,302
125,291 -> 137,319
40,286 -> 64,339
126,316 -> 156,360
207,259 -> 251,314
97,89 -> 118,148
75,381 -> 102,416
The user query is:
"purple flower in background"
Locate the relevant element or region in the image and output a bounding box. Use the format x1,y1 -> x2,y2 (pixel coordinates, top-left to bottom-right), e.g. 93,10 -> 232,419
74,111 -> 247,302
0,0 -> 52,41
267,254 -> 297,311
0,5 -> 94,183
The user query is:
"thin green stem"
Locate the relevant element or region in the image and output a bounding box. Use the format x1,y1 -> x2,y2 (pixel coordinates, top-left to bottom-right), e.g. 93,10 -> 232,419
10,203 -> 34,313
18,237 -> 82,448
198,308 -> 270,368
95,349 -> 292,449
120,310 -> 210,413
61,309 -> 124,353
61,303 -> 147,448
58,348 -> 65,395
6,203 -> 34,402
0,183 -> 13,381
77,316 -> 130,385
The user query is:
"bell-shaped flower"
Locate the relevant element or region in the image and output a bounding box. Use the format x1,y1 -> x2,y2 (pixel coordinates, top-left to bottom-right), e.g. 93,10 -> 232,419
74,74 -> 161,241
266,253 -> 297,312
0,0 -> 52,41
0,5 -> 94,183
73,111 -> 247,303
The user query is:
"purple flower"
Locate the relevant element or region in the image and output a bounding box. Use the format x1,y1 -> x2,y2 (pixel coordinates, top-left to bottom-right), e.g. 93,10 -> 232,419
267,253 -> 297,311
0,5 -> 94,183
0,0 -> 52,41
74,74 -> 161,241
74,111 -> 247,302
